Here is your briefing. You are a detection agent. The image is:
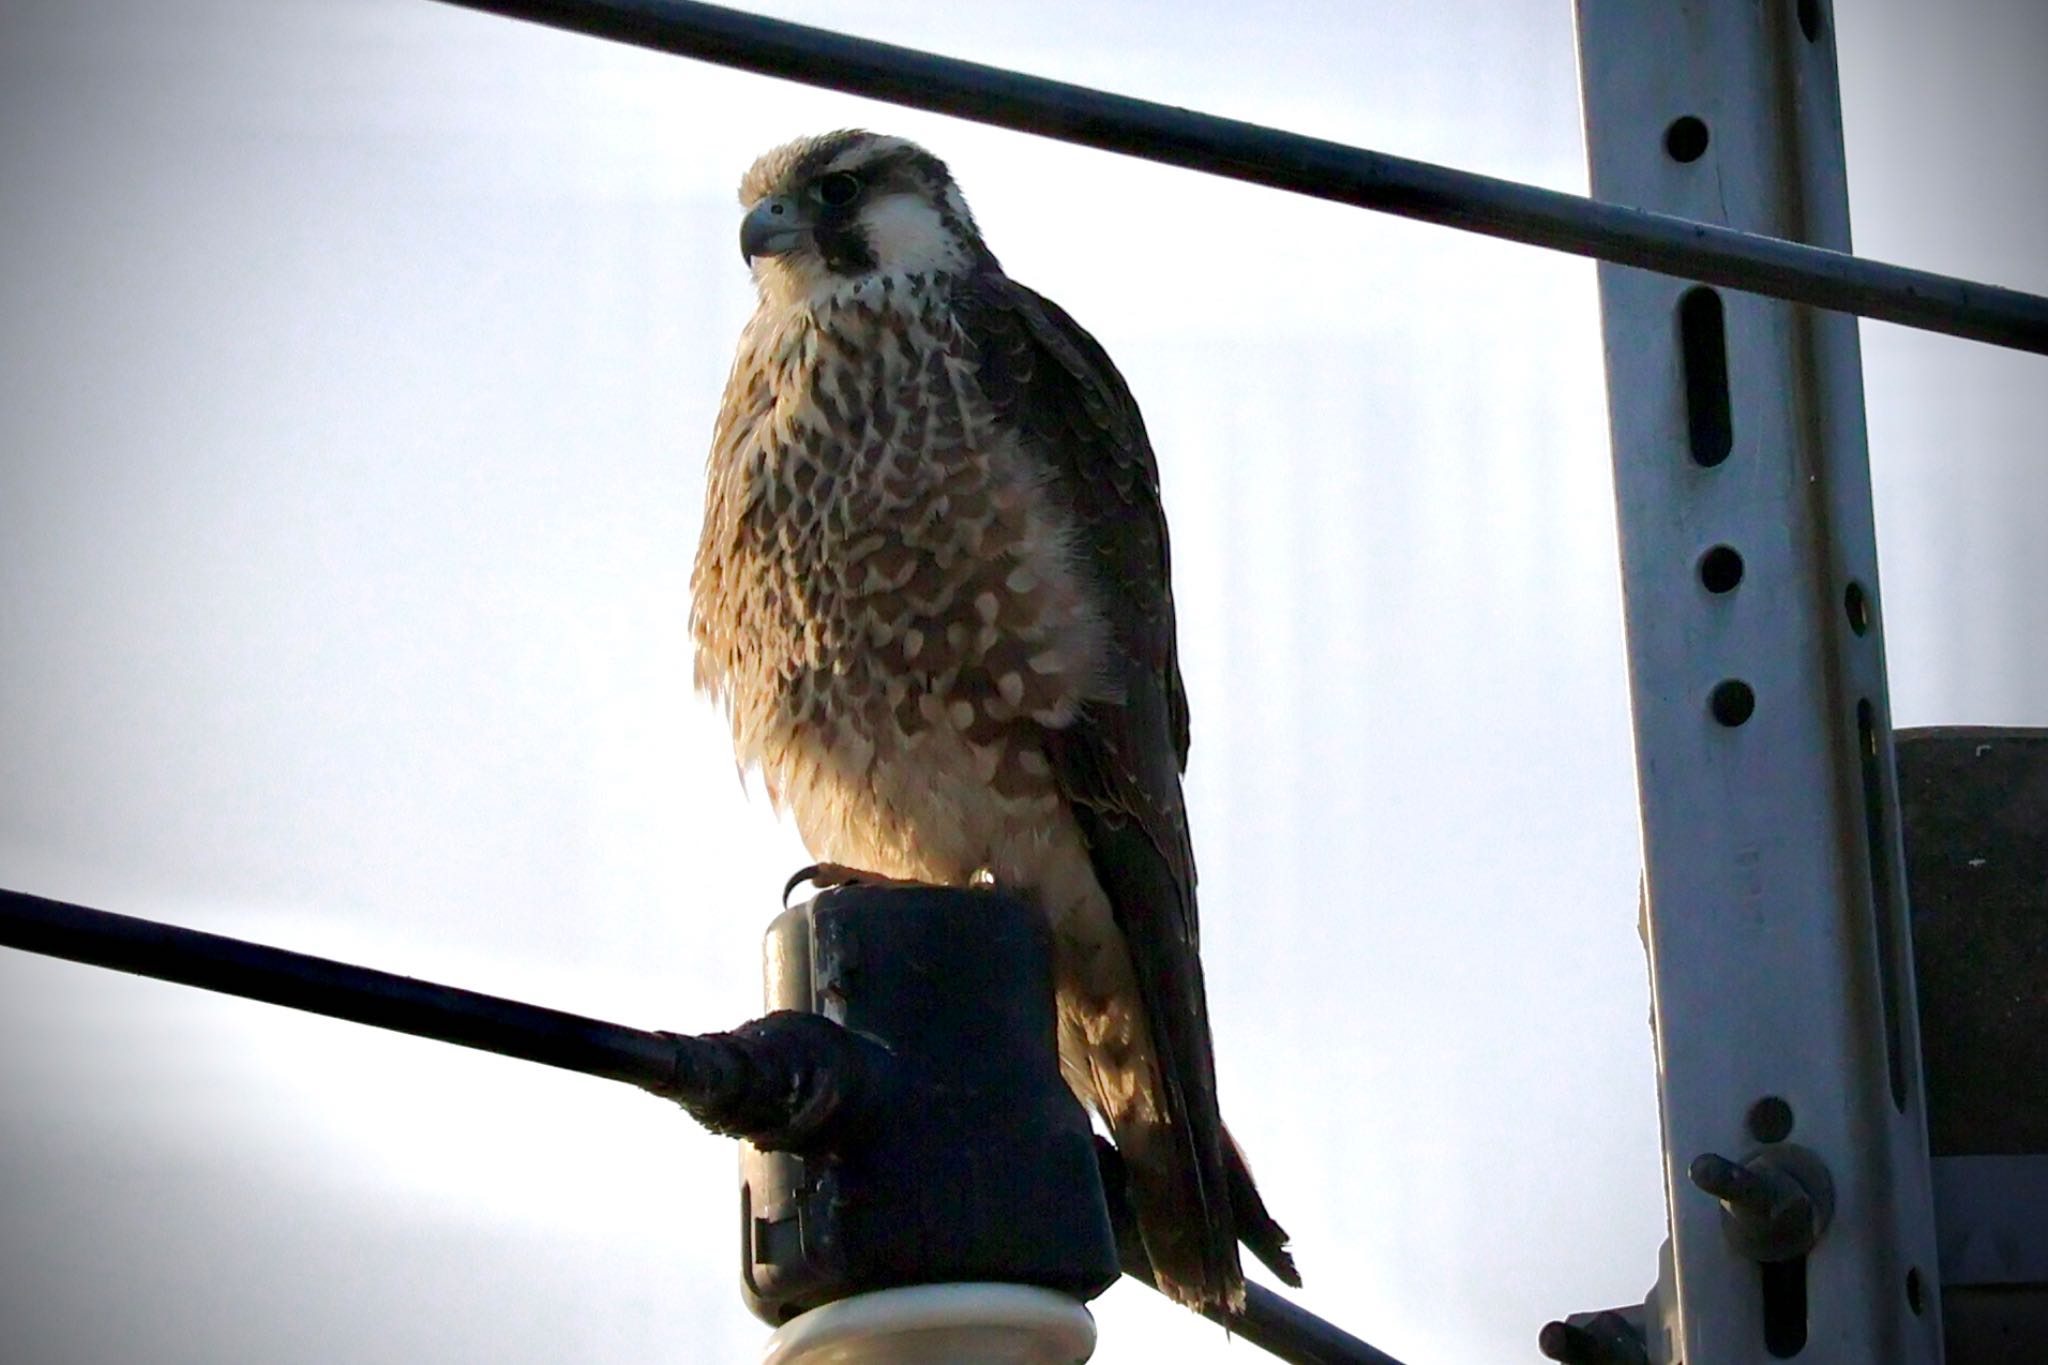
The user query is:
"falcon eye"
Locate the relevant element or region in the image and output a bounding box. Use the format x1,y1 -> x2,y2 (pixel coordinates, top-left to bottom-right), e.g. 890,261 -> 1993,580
812,172 -> 864,208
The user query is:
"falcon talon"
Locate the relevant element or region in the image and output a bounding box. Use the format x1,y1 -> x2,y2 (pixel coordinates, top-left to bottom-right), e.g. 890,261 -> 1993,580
783,863 -> 929,905
782,862 -> 866,903
782,865 -> 823,906
692,130 -> 1294,1311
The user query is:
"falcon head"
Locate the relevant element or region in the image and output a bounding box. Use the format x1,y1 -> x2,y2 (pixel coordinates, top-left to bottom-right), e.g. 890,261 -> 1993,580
737,131 -> 991,299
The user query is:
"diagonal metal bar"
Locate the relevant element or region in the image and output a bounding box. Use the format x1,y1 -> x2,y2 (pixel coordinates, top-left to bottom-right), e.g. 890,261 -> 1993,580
1,885 -> 1402,1365
431,0 -> 2048,355
1229,1284 -> 1410,1365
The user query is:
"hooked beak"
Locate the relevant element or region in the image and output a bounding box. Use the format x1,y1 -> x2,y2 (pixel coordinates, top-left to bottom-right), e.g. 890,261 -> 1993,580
740,195 -> 810,263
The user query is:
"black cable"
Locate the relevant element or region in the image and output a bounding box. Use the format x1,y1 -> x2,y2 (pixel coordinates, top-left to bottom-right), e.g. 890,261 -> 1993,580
428,0 -> 2048,354
0,887 -> 867,1147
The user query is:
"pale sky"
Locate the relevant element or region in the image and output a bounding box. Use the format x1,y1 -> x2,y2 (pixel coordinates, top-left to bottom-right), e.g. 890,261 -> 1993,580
1,2 -> 2043,1363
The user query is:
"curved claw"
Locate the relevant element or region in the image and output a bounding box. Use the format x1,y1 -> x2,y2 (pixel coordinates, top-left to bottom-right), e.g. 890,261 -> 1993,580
783,864 -> 829,906
783,863 -> 931,906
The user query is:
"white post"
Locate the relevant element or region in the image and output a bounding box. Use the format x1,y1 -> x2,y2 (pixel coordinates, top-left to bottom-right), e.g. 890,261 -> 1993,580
762,1283 -> 1096,1365
1572,2 -> 1943,1361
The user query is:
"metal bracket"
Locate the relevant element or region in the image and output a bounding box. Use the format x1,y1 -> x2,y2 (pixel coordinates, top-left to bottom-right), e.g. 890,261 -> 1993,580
1568,1 -> 1945,1359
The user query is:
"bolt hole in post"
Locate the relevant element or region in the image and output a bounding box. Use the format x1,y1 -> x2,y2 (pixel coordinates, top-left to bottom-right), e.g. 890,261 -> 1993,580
1761,1258 -> 1809,1358
1699,545 -> 1745,594
1680,288 -> 1733,466
1797,0 -> 1826,43
1710,680 -> 1755,728
1747,1096 -> 1795,1143
1844,580 -> 1871,635
1664,115 -> 1711,163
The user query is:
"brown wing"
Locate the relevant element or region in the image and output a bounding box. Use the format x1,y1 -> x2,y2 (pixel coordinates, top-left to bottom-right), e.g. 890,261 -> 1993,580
954,271 -> 1294,1300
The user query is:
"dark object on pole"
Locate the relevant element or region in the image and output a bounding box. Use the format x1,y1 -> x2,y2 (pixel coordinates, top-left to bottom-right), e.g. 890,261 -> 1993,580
1897,728 -> 2048,1364
1536,1310 -> 1649,1365
430,0 -> 2048,355
740,886 -> 1120,1323
0,884 -> 1405,1363
1687,1146 -> 1835,1263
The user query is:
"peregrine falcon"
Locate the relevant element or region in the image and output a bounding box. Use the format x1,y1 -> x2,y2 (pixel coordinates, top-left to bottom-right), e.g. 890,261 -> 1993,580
691,130 -> 1295,1311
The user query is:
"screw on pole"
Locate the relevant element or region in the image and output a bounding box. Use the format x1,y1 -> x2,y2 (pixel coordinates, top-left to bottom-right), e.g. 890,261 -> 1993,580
1537,1311 -> 1649,1365
1687,1148 -> 1836,1263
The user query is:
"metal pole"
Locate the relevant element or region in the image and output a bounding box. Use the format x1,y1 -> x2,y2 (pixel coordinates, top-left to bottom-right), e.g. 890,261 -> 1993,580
427,0 -> 2048,354
1573,2 -> 1943,1361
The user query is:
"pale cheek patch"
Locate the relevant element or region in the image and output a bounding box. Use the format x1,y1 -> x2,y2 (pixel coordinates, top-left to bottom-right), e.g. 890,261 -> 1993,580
860,195 -> 969,276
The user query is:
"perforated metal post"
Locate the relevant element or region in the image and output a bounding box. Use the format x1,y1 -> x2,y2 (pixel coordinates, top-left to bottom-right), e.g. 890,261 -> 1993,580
1573,3 -> 1943,1362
